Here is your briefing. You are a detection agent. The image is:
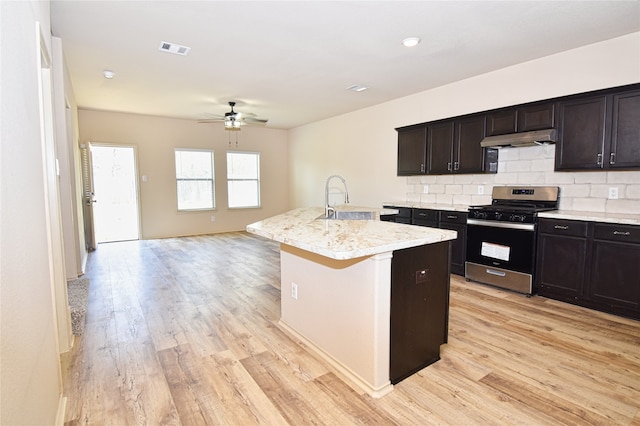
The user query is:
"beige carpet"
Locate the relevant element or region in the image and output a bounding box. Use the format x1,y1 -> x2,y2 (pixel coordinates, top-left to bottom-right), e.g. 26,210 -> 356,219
67,277 -> 89,335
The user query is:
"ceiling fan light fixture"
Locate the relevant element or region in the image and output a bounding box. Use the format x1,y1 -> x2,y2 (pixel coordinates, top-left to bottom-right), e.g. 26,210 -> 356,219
402,37 -> 421,47
224,119 -> 242,131
103,70 -> 115,79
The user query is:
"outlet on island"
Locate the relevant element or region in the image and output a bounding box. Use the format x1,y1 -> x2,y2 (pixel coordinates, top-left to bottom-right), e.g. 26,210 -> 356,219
291,282 -> 298,300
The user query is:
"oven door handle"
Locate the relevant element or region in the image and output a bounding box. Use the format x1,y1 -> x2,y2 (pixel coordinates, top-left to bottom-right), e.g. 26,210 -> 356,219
467,219 -> 535,231
486,269 -> 506,277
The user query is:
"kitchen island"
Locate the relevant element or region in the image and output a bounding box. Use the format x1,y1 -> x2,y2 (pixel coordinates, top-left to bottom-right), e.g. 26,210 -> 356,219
246,207 -> 457,397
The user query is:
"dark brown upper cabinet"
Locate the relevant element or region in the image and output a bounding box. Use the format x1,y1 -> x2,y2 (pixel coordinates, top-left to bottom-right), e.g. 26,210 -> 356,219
428,116 -> 493,175
556,86 -> 640,171
485,102 -> 556,137
398,117 -> 495,176
397,83 -> 639,176
427,121 -> 455,174
610,89 -> 640,169
397,126 -> 427,175
555,95 -> 608,170
454,115 -> 488,174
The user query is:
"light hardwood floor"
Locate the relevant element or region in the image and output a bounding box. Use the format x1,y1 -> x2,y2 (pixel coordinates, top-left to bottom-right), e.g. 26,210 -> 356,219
62,232 -> 640,425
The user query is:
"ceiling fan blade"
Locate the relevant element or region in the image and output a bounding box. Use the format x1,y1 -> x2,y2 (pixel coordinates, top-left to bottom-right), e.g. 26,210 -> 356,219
243,117 -> 268,125
197,118 -> 225,123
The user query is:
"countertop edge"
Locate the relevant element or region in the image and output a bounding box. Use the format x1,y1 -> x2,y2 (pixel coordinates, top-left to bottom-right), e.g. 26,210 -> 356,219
538,210 -> 640,225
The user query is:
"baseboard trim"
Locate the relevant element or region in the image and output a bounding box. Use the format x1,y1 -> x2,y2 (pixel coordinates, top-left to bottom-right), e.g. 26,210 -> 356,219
55,395 -> 67,426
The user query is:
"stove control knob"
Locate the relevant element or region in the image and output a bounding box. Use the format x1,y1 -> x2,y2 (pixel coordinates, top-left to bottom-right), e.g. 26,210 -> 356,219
477,211 -> 487,219
511,214 -> 526,222
494,212 -> 503,220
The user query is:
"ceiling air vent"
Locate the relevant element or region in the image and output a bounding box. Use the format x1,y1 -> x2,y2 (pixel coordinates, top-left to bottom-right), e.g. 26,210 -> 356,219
159,41 -> 191,56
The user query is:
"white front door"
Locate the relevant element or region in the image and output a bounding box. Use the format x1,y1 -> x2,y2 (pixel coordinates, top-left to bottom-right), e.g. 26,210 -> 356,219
91,144 -> 140,243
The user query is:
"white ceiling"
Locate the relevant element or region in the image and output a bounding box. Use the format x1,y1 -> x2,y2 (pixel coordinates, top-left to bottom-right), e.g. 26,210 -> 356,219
50,1 -> 640,129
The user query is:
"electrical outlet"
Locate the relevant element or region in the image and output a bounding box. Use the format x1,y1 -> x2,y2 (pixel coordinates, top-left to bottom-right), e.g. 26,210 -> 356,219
423,185 -> 429,194
608,187 -> 619,199
477,186 -> 484,195
210,215 -> 216,222
291,282 -> 298,300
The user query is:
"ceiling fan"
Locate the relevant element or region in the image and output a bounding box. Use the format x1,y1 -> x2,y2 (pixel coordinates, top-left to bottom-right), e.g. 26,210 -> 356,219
198,101 -> 268,131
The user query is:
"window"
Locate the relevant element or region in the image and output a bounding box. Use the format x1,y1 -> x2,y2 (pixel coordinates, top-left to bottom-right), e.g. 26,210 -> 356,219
175,149 -> 215,210
227,151 -> 260,208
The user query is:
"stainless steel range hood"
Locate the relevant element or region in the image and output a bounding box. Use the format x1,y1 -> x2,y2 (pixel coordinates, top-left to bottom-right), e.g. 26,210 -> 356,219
480,128 -> 557,148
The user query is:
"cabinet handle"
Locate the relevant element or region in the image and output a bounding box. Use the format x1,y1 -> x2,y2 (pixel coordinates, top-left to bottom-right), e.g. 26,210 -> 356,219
610,152 -> 616,165
454,161 -> 460,171
447,162 -> 452,171
554,225 -> 569,230
447,215 -> 458,220
597,153 -> 603,166
420,163 -> 425,173
486,269 -> 506,277
613,231 -> 631,236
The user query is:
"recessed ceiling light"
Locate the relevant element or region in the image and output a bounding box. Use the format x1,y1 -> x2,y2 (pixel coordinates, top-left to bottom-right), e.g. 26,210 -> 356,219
103,70 -> 115,79
346,84 -> 368,92
402,37 -> 421,47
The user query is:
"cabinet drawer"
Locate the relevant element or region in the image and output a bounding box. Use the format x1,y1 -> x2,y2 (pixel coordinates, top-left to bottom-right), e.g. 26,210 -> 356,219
439,210 -> 467,224
383,206 -> 411,219
413,208 -> 438,222
594,223 -> 640,244
539,219 -> 588,237
396,207 -> 412,219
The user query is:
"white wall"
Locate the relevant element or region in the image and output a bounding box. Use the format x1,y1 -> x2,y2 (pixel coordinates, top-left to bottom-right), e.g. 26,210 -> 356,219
288,32 -> 640,213
0,1 -> 64,425
78,110 -> 289,239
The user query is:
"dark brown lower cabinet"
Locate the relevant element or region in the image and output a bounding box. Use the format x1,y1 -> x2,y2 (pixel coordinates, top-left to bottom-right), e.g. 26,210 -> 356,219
536,218 -> 640,320
589,223 -> 640,316
390,241 -> 450,384
537,219 -> 588,299
438,211 -> 467,276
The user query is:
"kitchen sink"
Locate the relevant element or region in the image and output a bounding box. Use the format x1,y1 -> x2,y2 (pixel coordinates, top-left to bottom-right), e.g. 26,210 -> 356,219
316,210 -> 376,220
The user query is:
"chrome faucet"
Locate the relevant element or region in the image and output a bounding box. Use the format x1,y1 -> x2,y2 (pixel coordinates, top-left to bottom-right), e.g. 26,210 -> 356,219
324,174 -> 349,218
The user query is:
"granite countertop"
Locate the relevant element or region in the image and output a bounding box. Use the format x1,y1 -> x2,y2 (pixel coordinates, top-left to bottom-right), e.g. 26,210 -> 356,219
383,202 -> 640,225
382,202 -> 471,212
246,207 -> 457,260
538,210 -> 640,225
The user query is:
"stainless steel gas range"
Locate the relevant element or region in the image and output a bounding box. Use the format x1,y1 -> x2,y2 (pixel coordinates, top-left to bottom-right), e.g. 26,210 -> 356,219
465,186 -> 559,295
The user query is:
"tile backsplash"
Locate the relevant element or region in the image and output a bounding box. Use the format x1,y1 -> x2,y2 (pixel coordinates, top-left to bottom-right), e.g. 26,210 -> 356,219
406,144 -> 640,214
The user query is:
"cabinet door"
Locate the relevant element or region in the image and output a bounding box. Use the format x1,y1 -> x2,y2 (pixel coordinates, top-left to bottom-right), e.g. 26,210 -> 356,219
609,90 -> 640,169
556,96 -> 608,170
589,224 -> 640,315
486,109 -> 517,136
397,126 -> 427,175
427,121 -> 455,174
455,115 -> 486,174
439,221 -> 466,276
536,219 -> 588,300
518,102 -> 556,132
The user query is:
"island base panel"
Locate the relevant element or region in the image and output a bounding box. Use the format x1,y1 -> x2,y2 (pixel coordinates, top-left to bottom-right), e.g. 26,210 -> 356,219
390,241 -> 451,384
279,244 -> 392,397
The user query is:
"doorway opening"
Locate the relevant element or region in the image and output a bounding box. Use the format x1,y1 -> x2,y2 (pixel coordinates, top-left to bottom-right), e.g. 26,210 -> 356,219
91,145 -> 140,243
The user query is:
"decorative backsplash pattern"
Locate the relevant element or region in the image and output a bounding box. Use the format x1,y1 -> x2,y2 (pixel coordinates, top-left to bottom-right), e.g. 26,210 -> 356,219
406,145 -> 640,214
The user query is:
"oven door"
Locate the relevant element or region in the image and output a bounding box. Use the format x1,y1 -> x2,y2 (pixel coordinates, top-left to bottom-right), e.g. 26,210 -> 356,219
466,219 -> 536,273
465,219 -> 537,294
